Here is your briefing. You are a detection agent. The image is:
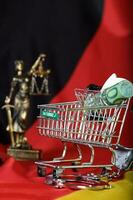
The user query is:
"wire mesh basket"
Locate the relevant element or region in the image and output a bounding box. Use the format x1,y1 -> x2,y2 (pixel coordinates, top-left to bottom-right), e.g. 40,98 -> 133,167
37,89 -> 129,147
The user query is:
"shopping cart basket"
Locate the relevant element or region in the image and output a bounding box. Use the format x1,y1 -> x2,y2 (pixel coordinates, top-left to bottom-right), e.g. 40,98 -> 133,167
36,89 -> 133,189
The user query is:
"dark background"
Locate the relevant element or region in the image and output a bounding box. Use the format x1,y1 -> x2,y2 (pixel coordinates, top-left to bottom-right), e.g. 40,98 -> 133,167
0,0 -> 104,144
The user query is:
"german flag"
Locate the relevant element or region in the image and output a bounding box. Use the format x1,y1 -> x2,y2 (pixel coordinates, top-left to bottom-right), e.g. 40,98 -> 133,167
0,0 -> 133,199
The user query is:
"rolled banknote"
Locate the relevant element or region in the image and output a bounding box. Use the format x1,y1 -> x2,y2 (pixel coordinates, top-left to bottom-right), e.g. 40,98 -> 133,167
101,74 -> 133,105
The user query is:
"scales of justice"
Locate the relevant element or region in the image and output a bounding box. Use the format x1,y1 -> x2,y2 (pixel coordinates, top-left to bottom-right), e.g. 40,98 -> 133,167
2,54 -> 51,160
29,54 -> 51,95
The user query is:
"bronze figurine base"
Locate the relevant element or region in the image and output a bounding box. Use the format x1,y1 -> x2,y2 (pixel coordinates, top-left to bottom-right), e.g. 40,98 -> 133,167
7,148 -> 40,161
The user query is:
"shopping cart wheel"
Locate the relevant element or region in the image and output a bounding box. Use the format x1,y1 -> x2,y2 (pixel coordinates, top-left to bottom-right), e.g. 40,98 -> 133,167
37,165 -> 46,177
101,167 -> 108,175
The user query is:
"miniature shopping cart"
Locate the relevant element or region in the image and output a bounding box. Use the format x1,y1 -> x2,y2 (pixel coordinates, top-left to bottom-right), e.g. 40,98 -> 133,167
36,89 -> 133,189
